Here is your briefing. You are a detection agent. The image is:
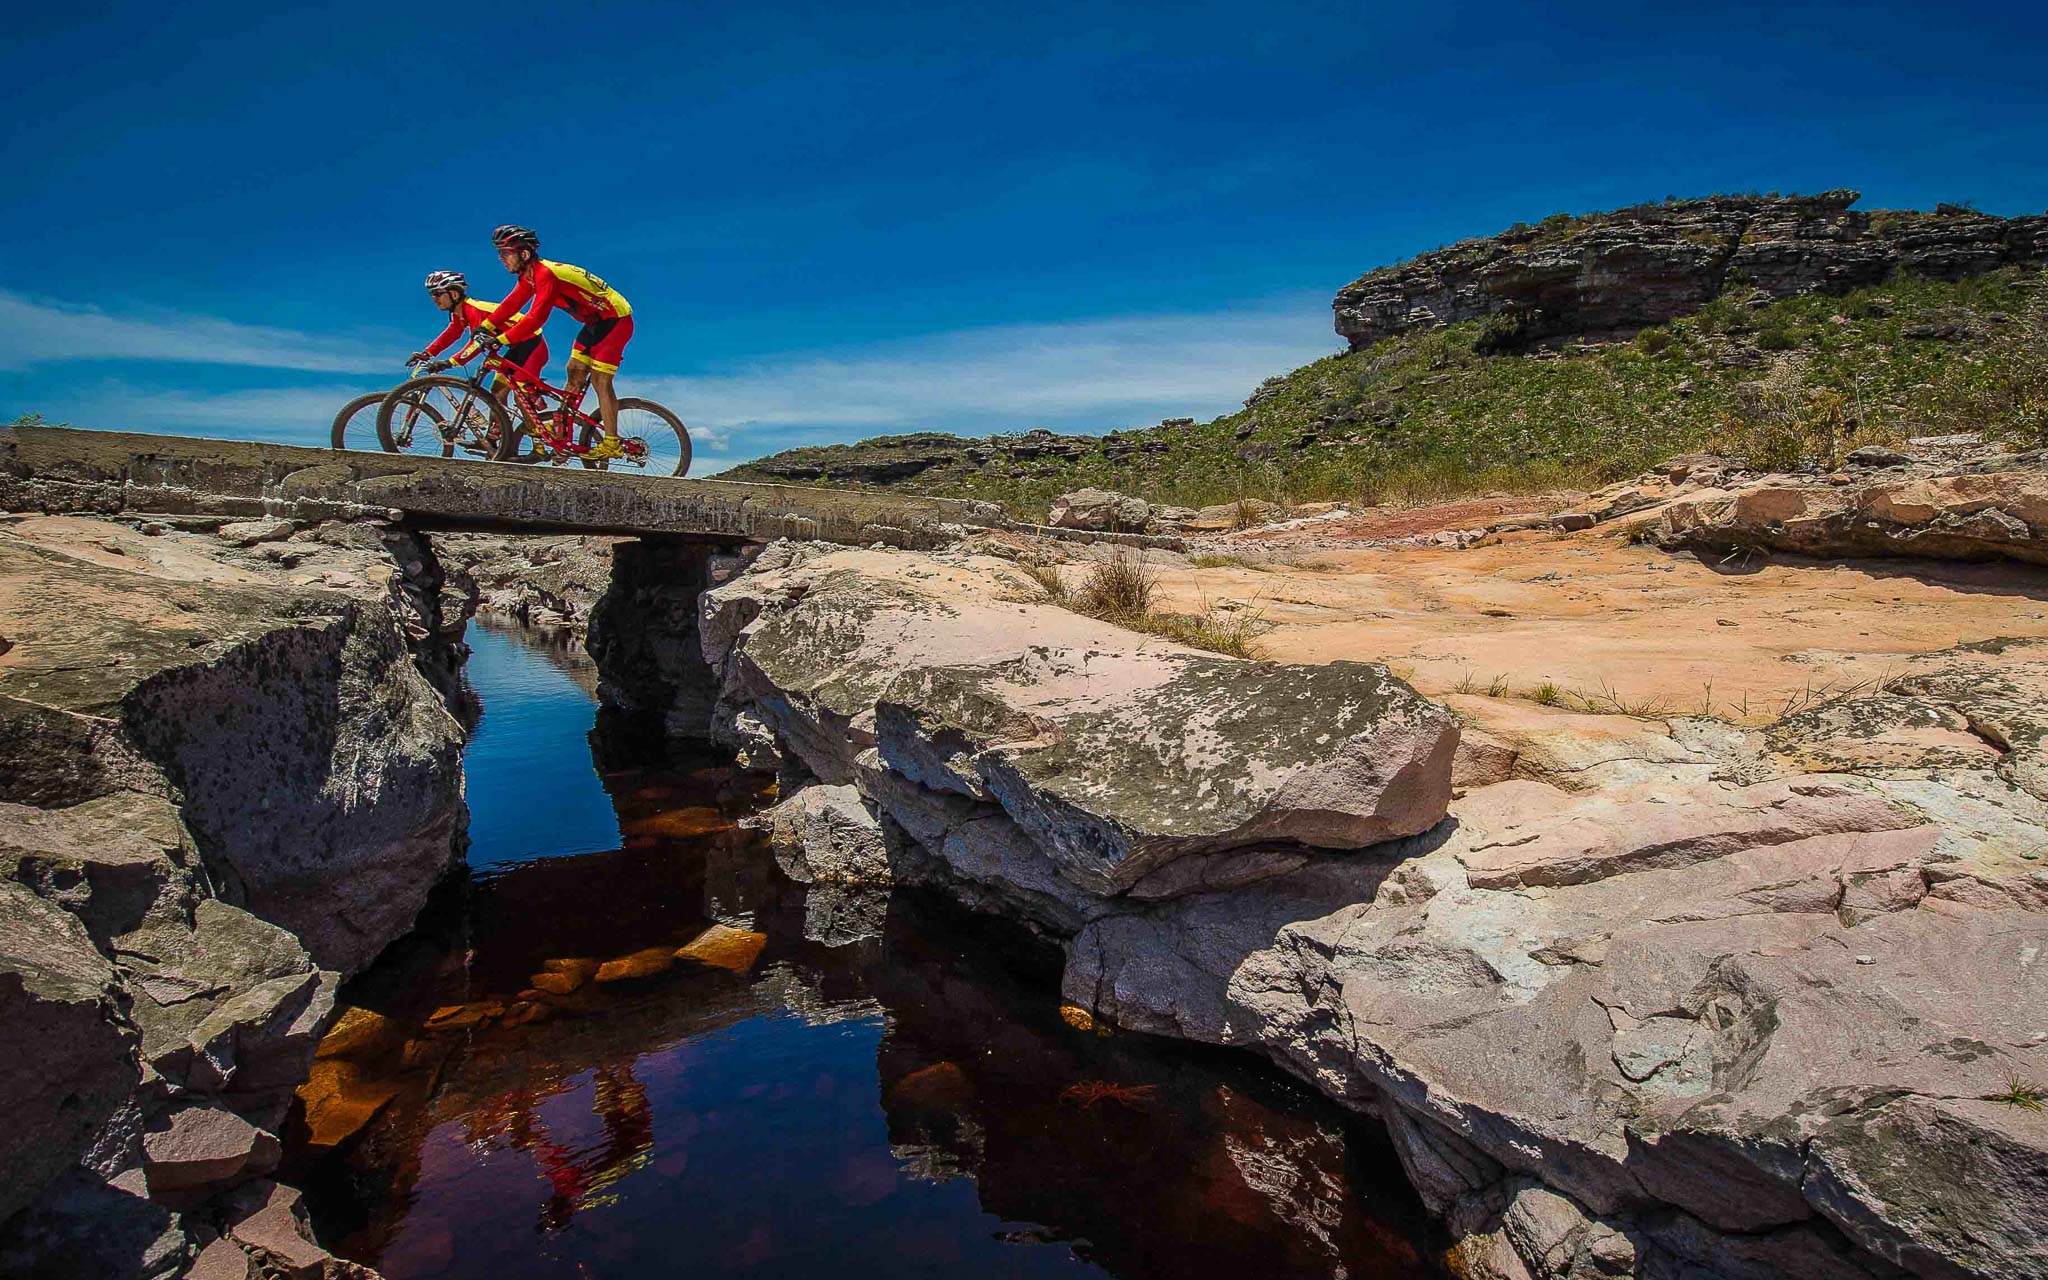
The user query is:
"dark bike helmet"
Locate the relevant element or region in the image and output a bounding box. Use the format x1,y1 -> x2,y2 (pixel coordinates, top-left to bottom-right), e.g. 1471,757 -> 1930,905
424,269 -> 467,293
492,225 -> 540,252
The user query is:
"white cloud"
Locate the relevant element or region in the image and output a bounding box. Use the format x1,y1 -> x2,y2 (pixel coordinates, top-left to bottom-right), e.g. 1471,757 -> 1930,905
0,290 -> 389,374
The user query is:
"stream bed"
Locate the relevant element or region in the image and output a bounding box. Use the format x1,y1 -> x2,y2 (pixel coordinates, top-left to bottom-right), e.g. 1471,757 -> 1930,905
286,620 -> 1444,1280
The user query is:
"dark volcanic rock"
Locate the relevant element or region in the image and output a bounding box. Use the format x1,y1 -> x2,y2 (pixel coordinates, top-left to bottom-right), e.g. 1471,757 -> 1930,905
1334,192 -> 2048,350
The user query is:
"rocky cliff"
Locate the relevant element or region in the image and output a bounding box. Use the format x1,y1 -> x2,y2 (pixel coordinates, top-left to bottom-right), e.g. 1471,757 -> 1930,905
0,514 -> 473,1278
1334,191 -> 2048,349
685,525 -> 2048,1280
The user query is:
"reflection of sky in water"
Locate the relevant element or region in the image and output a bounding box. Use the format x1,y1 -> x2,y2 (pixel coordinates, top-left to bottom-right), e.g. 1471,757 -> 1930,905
460,622 -> 621,869
304,622 -> 1440,1280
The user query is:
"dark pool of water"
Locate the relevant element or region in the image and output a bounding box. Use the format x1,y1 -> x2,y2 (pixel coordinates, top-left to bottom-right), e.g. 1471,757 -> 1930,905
286,623 -> 1444,1280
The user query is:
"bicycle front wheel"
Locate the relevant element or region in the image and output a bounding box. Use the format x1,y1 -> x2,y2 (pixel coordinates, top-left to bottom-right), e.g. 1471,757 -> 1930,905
331,390 -> 396,451
377,376 -> 510,459
579,398 -> 692,477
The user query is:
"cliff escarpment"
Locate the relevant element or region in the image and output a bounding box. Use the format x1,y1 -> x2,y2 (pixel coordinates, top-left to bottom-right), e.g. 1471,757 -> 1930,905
1334,191 -> 2048,349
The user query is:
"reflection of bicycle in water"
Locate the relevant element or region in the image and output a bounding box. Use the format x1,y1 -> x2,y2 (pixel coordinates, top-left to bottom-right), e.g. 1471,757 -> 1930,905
329,355 -> 692,475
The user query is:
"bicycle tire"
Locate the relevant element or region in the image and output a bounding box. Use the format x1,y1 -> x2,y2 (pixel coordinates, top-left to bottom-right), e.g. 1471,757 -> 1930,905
330,390 -> 396,451
578,397 -> 692,477
376,376 -> 512,460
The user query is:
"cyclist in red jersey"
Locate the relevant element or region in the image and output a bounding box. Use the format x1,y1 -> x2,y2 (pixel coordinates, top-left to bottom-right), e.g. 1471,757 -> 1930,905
478,226 -> 634,461
407,270 -> 549,422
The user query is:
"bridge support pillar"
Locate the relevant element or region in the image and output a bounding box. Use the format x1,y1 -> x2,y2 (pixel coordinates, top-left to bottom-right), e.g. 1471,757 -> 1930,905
585,538 -> 750,742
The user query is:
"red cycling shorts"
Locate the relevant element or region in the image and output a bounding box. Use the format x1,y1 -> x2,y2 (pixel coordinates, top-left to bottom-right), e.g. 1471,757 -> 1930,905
570,314 -> 634,375
500,335 -> 549,384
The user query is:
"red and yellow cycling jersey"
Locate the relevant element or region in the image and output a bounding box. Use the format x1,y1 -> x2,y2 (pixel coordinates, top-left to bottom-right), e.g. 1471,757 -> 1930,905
424,296 -> 529,364
484,260 -> 632,348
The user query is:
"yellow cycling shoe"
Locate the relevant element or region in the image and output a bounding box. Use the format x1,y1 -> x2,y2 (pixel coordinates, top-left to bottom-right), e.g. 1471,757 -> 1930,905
585,435 -> 626,462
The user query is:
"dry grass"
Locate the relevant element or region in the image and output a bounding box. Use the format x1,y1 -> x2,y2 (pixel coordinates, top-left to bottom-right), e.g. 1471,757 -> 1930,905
1025,550 -> 1269,659
1074,553 -> 1157,616
1018,560 -> 1069,604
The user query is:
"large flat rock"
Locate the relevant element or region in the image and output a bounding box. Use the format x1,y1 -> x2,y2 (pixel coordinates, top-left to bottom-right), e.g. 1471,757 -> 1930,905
702,545 -> 1458,915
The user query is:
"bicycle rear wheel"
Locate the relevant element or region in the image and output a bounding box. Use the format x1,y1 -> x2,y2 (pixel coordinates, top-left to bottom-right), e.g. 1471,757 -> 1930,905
377,376 -> 512,460
331,390 -> 397,451
577,398 -> 692,477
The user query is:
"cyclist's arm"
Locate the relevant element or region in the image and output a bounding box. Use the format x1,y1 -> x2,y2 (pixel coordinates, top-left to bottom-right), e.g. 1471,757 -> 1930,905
421,313 -> 466,358
487,271 -> 554,347
449,301 -> 514,364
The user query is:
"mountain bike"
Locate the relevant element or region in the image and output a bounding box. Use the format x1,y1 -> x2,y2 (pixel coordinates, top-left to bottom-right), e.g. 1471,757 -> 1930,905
330,364 -> 503,458
378,349 -> 692,475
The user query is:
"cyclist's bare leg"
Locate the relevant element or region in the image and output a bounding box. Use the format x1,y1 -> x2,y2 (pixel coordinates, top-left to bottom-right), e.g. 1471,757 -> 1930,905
591,370 -> 620,438
562,360 -> 592,429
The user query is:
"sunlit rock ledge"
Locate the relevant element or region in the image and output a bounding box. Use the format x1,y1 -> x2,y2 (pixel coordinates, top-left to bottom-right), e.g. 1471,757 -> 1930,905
699,539 -> 2048,1280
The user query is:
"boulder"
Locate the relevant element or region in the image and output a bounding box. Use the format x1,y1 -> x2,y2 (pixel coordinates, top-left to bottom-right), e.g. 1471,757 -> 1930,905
215,518 -> 295,547
140,1104 -> 281,1202
701,546 -> 1458,929
877,648 -> 1458,894
0,881 -> 140,1222
1046,488 -> 1153,533
757,783 -> 891,885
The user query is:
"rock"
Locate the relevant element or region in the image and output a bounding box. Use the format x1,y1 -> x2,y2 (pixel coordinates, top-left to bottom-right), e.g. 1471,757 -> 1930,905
1047,488 -> 1154,533
189,1239 -> 257,1280
1334,192 -> 2048,349
140,1104 -> 281,1202
294,1059 -> 399,1149
222,1180 -> 378,1279
1065,760 -> 2048,1279
0,1167 -> 191,1280
215,518 -> 294,547
0,530 -> 468,975
877,647 -> 1458,895
674,924 -> 769,972
1652,467 -> 2048,566
703,545 -> 1458,927
595,947 -> 675,982
0,881 -> 140,1222
758,783 -> 891,884
1846,444 -> 1911,468
0,792 -> 191,949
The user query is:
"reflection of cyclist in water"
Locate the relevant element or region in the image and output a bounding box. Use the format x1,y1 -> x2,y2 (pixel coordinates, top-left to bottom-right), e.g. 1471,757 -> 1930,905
497,1063 -> 655,1231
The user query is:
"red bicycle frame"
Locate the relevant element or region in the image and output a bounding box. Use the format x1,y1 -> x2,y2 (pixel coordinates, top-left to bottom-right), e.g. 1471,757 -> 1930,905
475,351 -> 606,457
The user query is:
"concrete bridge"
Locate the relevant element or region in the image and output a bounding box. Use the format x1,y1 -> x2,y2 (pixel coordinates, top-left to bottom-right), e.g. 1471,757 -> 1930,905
0,425 -> 996,548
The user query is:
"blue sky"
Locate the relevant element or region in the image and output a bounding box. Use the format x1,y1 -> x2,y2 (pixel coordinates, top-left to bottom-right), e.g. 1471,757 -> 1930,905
4,0 -> 2045,471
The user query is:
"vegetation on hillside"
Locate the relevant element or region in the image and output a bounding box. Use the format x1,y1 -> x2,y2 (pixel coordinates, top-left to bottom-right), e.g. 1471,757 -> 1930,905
730,268 -> 2048,517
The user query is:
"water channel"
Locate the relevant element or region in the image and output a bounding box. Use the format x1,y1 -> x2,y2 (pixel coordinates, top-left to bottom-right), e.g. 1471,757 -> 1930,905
286,620 -> 1445,1279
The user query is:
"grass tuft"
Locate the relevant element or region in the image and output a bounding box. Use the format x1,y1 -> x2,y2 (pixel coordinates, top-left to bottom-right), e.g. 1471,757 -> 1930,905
1989,1076 -> 2047,1111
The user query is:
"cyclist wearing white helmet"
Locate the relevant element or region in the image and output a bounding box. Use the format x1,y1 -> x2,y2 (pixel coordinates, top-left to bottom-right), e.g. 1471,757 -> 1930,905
477,226 -> 634,461
408,269 -> 550,393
